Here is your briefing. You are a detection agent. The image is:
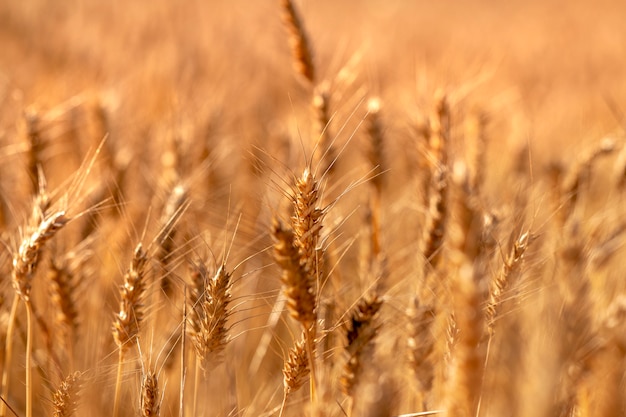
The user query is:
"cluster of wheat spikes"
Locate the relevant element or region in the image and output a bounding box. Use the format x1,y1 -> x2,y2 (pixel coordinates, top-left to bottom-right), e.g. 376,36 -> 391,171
1,0 -> 626,416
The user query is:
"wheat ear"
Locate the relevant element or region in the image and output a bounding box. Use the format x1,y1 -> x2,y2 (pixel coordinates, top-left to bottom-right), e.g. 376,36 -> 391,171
140,370 -> 161,417
560,137 -> 615,224
280,0 -> 315,84
280,335 -> 310,417
272,218 -> 318,400
421,94 -> 450,278
49,255 -> 80,367
485,230 -> 531,335
24,109 -> 44,195
187,261 -> 232,415
190,263 -> 232,373
112,243 -> 148,417
340,292 -> 383,404
5,211 -> 68,417
312,83 -> 336,175
52,372 -> 81,417
156,183 -> 187,297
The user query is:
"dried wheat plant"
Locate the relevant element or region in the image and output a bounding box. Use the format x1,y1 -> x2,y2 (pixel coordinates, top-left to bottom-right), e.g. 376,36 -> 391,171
0,1 -> 625,417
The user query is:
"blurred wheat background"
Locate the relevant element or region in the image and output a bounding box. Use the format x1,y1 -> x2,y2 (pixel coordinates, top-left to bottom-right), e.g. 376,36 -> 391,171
0,1 -> 625,416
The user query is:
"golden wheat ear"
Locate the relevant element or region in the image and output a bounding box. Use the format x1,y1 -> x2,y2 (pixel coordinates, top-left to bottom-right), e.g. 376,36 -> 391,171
112,243 -> 149,351
272,218 -> 316,327
190,263 -> 233,373
52,371 -> 82,417
280,0 -> 316,84
112,243 -> 148,417
279,334 -> 310,417
340,292 -> 383,399
140,369 -> 161,417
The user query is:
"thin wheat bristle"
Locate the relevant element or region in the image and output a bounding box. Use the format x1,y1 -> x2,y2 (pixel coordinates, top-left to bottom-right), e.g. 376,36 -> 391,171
12,211 -> 69,302
280,0 -> 315,84
52,371 -> 81,417
272,218 -> 316,327
340,292 -> 383,397
140,370 -> 160,417
112,243 -> 149,350
190,263 -> 232,372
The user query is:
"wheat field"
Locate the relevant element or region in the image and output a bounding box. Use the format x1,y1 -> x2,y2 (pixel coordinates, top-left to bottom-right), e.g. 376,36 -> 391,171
1,1 -> 626,416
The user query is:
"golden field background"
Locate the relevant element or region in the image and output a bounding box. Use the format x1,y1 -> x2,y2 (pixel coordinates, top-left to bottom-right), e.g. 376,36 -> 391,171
0,1 -> 626,416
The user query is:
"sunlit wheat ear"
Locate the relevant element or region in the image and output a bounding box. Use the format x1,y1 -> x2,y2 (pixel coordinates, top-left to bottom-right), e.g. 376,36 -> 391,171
113,243 -> 149,350
187,260 -> 210,337
283,336 -> 310,398
421,94 -> 450,277
113,242 -> 149,417
140,369 -> 161,417
155,182 -> 188,297
52,371 -> 81,417
13,211 -> 69,302
421,166 -> 448,276
280,0 -> 315,84
272,218 -> 316,327
340,292 -> 382,399
191,263 -> 232,373
49,255 -> 80,361
292,167 -> 325,284
485,229 -> 532,335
